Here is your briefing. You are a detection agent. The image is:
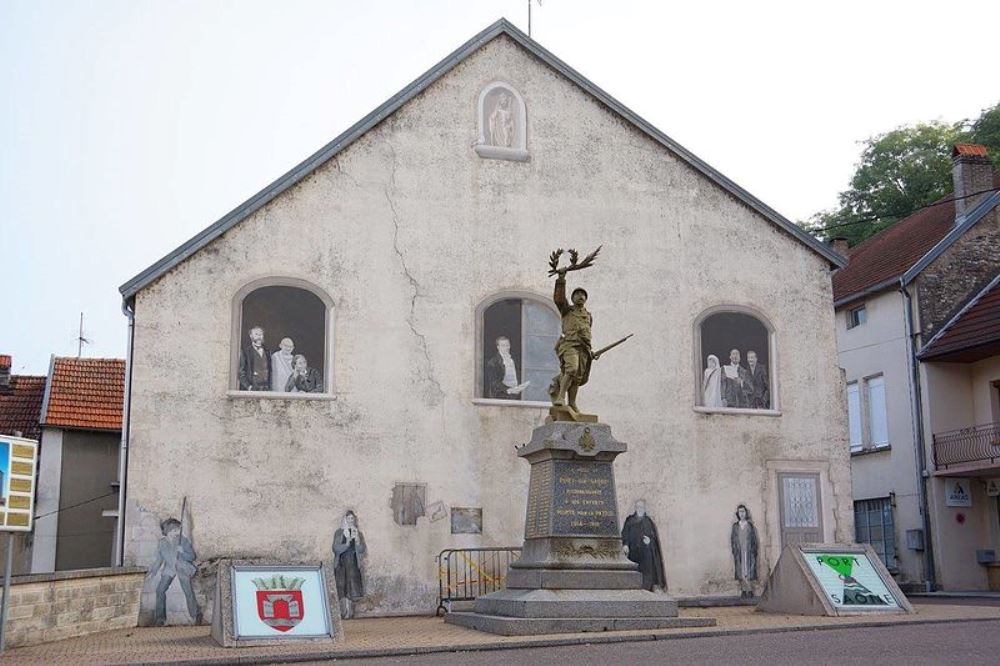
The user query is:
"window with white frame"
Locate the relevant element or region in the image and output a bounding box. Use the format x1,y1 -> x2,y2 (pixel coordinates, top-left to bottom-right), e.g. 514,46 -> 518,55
847,381 -> 862,451
854,497 -> 897,571
847,304 -> 867,329
867,375 -> 889,447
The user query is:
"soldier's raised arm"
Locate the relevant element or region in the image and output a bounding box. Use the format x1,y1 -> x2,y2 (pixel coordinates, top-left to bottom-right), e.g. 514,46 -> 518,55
553,270 -> 571,315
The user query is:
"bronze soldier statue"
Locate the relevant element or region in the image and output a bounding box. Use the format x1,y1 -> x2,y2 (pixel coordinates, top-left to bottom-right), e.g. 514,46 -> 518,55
546,247 -> 631,419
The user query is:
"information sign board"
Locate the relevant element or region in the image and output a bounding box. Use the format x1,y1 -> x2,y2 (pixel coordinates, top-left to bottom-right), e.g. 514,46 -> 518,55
211,560 -> 343,647
802,550 -> 900,609
0,435 -> 38,532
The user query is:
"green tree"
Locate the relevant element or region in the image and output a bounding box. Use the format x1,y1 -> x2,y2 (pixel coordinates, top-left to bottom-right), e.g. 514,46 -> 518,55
805,101 -> 1000,247
970,102 -> 1000,168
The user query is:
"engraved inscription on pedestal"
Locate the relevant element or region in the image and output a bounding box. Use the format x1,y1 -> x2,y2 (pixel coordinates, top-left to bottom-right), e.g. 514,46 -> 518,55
525,460 -> 554,539
551,460 -> 618,537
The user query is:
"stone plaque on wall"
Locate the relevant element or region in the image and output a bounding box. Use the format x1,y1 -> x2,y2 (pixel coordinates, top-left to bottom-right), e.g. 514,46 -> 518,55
451,508 -> 483,534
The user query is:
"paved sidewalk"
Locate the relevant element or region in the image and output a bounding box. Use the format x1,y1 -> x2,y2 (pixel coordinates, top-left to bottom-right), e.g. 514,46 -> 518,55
5,603 -> 1000,665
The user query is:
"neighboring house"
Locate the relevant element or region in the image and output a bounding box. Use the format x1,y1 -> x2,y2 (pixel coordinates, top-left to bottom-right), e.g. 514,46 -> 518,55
31,356 -> 124,572
118,19 -> 854,622
834,143 -> 1000,591
0,354 -> 46,575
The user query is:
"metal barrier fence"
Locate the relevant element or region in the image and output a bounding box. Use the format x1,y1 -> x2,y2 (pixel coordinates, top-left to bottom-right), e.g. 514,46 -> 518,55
435,547 -> 521,615
933,422 -> 1000,468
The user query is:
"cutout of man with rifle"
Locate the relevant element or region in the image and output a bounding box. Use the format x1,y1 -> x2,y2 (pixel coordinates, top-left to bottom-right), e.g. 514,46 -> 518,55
547,246 -> 631,420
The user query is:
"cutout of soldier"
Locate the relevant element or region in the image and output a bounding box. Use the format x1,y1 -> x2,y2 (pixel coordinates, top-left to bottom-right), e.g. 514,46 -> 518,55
721,348 -> 751,408
284,354 -> 323,393
730,504 -> 759,599
148,518 -> 201,625
621,500 -> 667,592
271,337 -> 295,392
333,510 -> 367,619
746,350 -> 770,409
549,269 -> 594,412
238,325 -> 271,391
486,336 -> 530,399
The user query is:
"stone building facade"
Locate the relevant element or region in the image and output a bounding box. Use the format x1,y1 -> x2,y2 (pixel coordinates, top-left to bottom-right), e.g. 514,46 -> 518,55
119,20 -> 852,622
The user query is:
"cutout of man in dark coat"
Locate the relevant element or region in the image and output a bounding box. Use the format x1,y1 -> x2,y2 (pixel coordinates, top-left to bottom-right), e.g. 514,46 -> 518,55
621,499 -> 667,592
746,350 -> 770,409
238,325 -> 272,391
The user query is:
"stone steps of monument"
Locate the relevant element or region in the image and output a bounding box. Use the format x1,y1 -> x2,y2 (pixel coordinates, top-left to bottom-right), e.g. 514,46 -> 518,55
473,588 -> 680,618
444,612 -> 716,637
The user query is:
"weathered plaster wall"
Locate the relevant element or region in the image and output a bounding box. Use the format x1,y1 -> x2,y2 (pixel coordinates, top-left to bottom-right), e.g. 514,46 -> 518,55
124,34 -> 852,617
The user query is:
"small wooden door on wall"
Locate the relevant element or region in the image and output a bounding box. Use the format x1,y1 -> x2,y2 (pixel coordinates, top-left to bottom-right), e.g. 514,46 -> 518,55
777,472 -> 823,547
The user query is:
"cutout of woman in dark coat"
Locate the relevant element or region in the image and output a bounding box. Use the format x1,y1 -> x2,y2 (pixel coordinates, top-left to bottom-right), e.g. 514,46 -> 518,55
730,504 -> 759,599
621,499 -> 667,592
333,510 -> 367,619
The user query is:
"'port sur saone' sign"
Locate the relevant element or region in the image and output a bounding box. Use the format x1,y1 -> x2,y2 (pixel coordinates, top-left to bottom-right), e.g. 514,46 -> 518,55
803,551 -> 901,609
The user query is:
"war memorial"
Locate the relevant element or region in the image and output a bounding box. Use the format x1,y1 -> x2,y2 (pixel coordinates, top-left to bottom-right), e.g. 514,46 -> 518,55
111,20 -> 864,631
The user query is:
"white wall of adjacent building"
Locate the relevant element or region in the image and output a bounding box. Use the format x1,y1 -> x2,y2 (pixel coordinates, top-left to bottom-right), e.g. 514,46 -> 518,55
836,290 -> 926,587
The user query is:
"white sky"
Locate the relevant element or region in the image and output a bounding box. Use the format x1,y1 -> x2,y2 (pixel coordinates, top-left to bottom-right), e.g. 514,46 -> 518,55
2,0 -> 998,374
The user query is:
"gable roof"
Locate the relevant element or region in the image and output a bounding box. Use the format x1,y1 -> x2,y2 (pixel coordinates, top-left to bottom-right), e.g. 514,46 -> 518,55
119,19 -> 845,301
918,272 -> 1000,362
0,375 -> 46,441
833,175 -> 1000,307
41,357 -> 125,432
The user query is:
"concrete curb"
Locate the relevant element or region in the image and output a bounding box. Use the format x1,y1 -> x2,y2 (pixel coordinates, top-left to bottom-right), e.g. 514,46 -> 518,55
127,615 -> 1000,666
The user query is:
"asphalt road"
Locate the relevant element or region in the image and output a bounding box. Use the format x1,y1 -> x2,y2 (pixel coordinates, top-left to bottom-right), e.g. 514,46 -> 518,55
311,619 -> 1000,665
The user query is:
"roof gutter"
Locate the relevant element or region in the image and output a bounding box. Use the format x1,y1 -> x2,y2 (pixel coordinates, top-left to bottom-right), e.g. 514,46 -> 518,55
833,277 -> 901,310
900,281 -> 936,591
114,297 -> 135,567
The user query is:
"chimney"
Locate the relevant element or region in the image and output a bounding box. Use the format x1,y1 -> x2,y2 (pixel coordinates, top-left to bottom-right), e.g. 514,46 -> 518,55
0,355 -> 11,391
830,237 -> 850,257
952,144 -> 994,222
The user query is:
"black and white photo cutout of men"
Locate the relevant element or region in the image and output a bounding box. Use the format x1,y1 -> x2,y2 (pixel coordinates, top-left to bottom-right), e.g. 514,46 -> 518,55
486,335 -> 530,399
285,354 -> 323,393
238,325 -> 271,391
746,350 -> 770,409
721,348 -> 751,408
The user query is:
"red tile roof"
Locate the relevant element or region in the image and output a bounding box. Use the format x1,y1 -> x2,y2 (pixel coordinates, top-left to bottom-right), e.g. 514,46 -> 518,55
954,143 -> 989,158
919,276 -> 1000,362
0,375 -> 47,441
832,173 -> 1000,305
43,358 -> 125,431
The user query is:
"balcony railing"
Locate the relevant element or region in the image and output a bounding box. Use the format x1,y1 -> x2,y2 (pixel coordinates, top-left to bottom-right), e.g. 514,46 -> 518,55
933,422 -> 1000,469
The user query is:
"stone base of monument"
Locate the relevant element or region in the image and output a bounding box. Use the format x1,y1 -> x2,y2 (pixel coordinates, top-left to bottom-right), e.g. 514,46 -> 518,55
444,420 -> 717,636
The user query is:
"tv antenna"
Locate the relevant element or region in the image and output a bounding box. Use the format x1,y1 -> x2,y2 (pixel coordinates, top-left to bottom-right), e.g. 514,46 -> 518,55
528,0 -> 542,37
76,312 -> 92,357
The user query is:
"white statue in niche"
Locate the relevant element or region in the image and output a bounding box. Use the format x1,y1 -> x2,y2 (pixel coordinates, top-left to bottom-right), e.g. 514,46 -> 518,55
488,92 -> 515,147
475,82 -> 528,162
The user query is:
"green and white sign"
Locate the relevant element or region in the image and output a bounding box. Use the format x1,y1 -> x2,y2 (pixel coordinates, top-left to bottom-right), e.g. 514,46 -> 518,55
803,551 -> 900,609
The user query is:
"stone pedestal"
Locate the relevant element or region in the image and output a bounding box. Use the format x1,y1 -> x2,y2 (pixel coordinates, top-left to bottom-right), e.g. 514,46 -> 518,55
445,421 -> 716,635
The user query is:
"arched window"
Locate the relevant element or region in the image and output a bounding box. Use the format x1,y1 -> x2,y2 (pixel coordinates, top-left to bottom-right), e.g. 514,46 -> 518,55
478,294 -> 560,403
696,307 -> 777,412
231,278 -> 333,395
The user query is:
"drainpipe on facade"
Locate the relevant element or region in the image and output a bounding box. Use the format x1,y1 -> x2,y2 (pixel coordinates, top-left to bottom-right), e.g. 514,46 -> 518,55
114,298 -> 135,567
901,283 -> 936,591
